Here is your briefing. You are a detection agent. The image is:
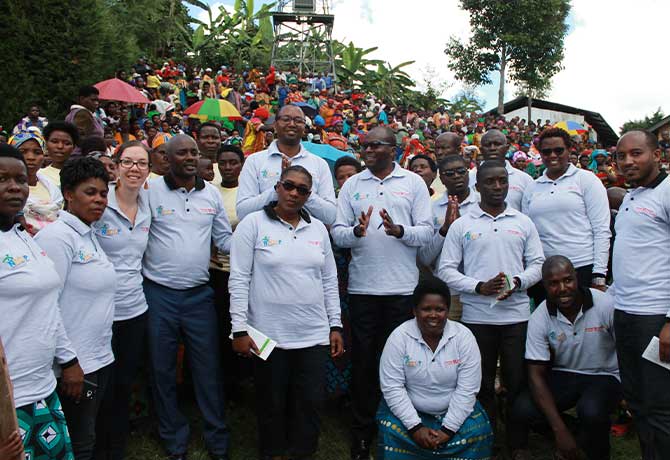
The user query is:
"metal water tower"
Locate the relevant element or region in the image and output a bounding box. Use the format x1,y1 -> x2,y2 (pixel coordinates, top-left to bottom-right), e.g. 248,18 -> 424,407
271,0 -> 337,79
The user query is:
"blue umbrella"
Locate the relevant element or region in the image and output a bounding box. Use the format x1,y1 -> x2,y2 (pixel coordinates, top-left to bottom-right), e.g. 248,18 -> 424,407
291,102 -> 318,118
301,141 -> 356,184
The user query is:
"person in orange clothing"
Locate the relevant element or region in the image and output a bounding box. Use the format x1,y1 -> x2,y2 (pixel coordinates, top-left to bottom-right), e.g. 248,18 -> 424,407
327,119 -> 349,151
242,107 -> 271,156
320,99 -> 336,127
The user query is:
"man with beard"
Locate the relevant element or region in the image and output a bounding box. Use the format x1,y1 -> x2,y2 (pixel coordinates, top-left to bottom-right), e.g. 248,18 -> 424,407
236,105 -> 336,224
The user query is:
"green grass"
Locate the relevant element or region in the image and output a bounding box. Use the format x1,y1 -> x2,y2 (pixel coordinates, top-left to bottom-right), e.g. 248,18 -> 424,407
126,385 -> 642,460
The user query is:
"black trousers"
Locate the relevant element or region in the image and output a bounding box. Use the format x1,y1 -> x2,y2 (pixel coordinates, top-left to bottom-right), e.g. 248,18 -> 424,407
60,363 -> 113,460
511,371 -> 622,460
463,322 -> 528,448
254,345 -> 329,458
95,313 -> 148,460
529,264 -> 593,306
349,294 -> 414,443
615,311 -> 670,460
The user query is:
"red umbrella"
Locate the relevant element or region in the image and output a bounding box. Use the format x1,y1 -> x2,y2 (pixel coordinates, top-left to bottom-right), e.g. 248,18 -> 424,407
94,78 -> 150,104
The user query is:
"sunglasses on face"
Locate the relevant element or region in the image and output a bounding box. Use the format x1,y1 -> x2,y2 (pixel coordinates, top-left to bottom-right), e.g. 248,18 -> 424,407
362,140 -> 395,149
540,147 -> 566,155
441,167 -> 468,177
279,180 -> 311,196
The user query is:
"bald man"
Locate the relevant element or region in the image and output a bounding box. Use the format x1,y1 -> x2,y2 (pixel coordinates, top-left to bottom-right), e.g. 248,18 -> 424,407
470,129 -> 533,211
432,132 -> 463,195
143,135 -> 233,460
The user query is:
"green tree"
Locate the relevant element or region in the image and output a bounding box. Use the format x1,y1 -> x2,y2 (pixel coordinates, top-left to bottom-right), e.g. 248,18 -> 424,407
620,108 -> 666,135
0,0 -> 136,127
445,0 -> 570,114
447,89 -> 486,115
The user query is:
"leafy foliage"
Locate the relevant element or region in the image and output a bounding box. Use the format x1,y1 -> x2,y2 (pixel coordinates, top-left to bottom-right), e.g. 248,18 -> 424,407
445,0 -> 570,113
620,108 -> 666,135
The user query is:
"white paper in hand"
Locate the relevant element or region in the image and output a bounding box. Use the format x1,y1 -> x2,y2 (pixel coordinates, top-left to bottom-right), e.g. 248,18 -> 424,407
230,326 -> 277,360
642,336 -> 670,371
489,274 -> 514,308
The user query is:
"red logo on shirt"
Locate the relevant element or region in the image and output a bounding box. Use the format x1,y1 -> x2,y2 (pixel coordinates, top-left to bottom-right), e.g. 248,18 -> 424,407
392,191 -> 411,197
444,359 -> 461,366
307,240 -> 322,247
635,206 -> 657,218
199,207 -> 216,214
506,229 -> 523,236
585,325 -> 605,333
140,226 -> 150,232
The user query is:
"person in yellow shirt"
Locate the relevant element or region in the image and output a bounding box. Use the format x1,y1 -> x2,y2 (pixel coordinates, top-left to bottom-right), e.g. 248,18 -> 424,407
146,69 -> 162,89
41,121 -> 79,186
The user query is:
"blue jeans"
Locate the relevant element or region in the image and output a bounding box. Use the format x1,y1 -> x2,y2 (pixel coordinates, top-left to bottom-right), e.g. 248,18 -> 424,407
614,311 -> 670,460
144,278 -> 229,456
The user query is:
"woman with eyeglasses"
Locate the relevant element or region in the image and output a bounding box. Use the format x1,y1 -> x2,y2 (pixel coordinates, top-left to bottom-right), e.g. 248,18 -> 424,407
521,127 -> 611,304
229,165 -> 344,460
34,156 -> 116,460
92,141 -> 152,460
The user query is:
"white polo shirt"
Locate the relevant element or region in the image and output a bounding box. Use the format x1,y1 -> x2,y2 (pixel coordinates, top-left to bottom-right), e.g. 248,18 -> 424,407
470,161 -> 533,211
331,164 -> 433,296
35,211 -> 116,375
379,319 -> 481,433
1,224 -> 77,407
418,190 -> 480,270
437,205 -> 545,325
229,206 -> 341,349
143,174 -> 232,289
612,171 -> 670,316
526,288 -> 619,380
236,141 -> 337,224
94,185 -> 151,321
522,165 -> 610,274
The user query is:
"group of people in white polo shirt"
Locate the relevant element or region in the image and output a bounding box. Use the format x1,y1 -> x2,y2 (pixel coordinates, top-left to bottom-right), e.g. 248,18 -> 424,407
1,105 -> 669,460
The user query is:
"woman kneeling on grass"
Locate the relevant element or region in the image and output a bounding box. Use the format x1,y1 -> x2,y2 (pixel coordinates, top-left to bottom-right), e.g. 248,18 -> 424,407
377,278 -> 494,460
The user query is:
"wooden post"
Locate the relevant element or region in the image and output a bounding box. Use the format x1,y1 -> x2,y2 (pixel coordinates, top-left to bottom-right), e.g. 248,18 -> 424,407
0,338 -> 21,460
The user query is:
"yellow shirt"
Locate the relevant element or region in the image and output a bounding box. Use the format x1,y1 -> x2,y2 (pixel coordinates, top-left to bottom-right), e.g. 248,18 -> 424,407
40,165 -> 61,186
147,75 -> 162,89
431,176 -> 446,196
210,168 -> 239,272
29,181 -> 51,203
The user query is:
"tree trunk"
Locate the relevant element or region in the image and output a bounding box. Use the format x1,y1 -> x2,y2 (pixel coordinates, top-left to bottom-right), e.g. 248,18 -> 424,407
497,45 -> 506,115
527,91 -> 533,123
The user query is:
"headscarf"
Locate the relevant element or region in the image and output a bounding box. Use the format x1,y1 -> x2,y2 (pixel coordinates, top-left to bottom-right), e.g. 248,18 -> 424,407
590,149 -> 608,171
152,132 -> 173,150
9,131 -> 46,152
512,151 -> 529,163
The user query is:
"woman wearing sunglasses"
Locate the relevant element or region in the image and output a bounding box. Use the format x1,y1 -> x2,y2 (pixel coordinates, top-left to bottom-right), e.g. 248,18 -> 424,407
93,141 -> 152,460
229,165 -> 344,460
521,127 -> 611,304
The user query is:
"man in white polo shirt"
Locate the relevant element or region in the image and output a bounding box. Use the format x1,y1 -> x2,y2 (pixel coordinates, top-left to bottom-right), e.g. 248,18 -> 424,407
470,129 -> 533,211
332,126 -> 433,460
143,135 -> 233,460
236,104 -> 337,224
438,160 -> 544,454
612,130 -> 670,460
510,256 -> 621,460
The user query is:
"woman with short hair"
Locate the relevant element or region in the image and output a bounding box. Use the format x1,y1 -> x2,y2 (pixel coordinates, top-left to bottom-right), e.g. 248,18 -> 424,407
35,156 -> 116,460
0,144 -> 82,460
41,121 -> 79,186
229,165 -> 344,460
377,278 -> 493,459
93,141 -> 152,460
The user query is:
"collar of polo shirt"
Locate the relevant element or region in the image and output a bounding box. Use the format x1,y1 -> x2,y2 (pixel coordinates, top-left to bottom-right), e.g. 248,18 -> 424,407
537,163 -> 579,183
644,169 -> 668,189
360,162 -> 406,181
268,140 -> 308,159
404,317 -> 457,346
164,173 -> 206,191
60,210 -> 94,235
473,203 -> 517,219
546,286 -> 594,317
263,202 -> 312,223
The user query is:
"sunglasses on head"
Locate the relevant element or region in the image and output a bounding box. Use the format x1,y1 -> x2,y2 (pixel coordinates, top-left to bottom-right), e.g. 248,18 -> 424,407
278,180 -> 311,196
540,147 -> 566,155
441,167 -> 468,177
362,140 -> 395,149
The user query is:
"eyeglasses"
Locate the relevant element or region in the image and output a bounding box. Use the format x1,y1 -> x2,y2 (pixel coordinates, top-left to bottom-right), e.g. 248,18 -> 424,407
540,147 -> 566,156
362,141 -> 395,149
89,151 -> 112,160
441,167 -> 468,177
278,180 -> 311,196
118,158 -> 151,170
277,116 -> 306,125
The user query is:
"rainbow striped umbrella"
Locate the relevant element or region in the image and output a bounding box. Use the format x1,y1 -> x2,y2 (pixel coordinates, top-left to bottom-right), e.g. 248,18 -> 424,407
183,98 -> 242,121
554,120 -> 587,136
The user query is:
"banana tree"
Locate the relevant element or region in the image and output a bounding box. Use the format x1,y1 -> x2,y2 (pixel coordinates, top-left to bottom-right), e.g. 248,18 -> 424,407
363,61 -> 416,104
334,41 -> 383,88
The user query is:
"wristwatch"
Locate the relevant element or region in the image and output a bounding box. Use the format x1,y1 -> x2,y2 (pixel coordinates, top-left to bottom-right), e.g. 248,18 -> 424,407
592,276 -> 606,287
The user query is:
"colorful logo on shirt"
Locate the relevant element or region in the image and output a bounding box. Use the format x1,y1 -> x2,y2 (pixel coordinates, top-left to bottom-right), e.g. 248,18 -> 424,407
352,192 -> 371,201
260,169 -> 280,179
98,224 -> 120,236
2,253 -> 29,268
156,205 -> 175,216
77,250 -> 94,262
403,355 -> 422,367
464,231 -> 481,241
261,235 -> 282,247
549,331 -> 567,343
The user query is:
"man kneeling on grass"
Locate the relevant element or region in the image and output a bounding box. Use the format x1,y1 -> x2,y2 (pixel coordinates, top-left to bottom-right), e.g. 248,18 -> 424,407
510,255 -> 622,460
